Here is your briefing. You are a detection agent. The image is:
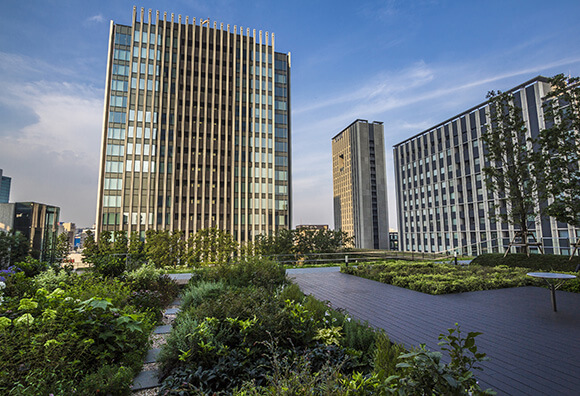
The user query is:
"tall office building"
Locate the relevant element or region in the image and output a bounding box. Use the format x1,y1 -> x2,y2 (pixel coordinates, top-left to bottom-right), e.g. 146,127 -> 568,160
332,120 -> 389,249
0,169 -> 11,203
393,76 -> 579,255
96,7 -> 291,242
0,202 -> 60,261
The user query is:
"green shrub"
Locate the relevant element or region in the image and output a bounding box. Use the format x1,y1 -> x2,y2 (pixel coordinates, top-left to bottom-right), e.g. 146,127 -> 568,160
125,262 -> 163,288
472,253 -> 579,272
373,331 -> 405,377
341,261 -> 541,294
63,273 -> 132,307
180,280 -> 227,309
277,282 -> 304,302
212,257 -> 287,290
0,287 -> 152,394
385,324 -> 495,395
128,289 -> 163,322
33,267 -> 71,291
77,364 -> 134,395
14,257 -> 48,277
92,255 -> 126,278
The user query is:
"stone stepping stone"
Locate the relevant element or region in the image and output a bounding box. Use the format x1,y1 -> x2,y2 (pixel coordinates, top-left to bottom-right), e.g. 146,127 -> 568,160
171,298 -> 182,306
132,369 -> 160,390
144,348 -> 161,363
164,307 -> 180,315
153,324 -> 172,334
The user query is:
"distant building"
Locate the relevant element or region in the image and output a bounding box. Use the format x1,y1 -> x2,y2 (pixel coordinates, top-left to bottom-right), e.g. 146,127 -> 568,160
389,230 -> 399,251
0,169 -> 11,203
0,202 -> 60,261
96,7 -> 292,243
295,224 -> 329,231
332,120 -> 389,249
393,76 -> 579,255
58,222 -> 76,249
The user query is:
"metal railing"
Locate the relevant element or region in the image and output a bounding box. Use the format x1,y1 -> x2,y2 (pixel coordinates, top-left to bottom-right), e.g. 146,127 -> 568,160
269,250 -> 450,266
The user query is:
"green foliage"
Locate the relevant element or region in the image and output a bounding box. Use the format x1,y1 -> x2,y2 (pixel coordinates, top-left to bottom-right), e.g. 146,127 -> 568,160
33,267 -> 70,291
254,228 -> 353,257
128,231 -> 147,268
471,253 -> 580,292
63,273 -> 132,307
81,229 -> 99,264
128,289 -> 163,322
145,230 -> 185,268
374,331 -> 406,377
471,253 -> 579,272
15,257 -> 48,277
0,231 -> 29,267
0,285 -> 152,394
483,90 -> 538,250
53,232 -> 71,264
535,74 -> 580,227
210,257 -> 287,290
342,260 -> 541,294
181,280 -> 227,309
385,324 -> 494,395
92,254 -> 126,278
125,263 -> 179,308
77,364 -> 134,395
187,227 -> 239,266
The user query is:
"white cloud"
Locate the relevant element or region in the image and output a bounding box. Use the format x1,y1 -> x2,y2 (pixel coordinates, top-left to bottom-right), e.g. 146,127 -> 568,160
0,77 -> 103,227
290,49 -> 580,231
87,14 -> 105,23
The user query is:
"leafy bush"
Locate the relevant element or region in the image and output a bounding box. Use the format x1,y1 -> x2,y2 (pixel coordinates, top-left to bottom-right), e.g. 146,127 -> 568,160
125,262 -> 164,288
92,255 -> 126,278
472,253 -> 579,272
180,280 -> 227,308
77,364 -> 134,395
128,289 -> 163,322
207,257 -> 287,290
342,261 -> 541,294
374,331 -> 406,377
14,257 -> 48,277
0,287 -> 152,394
125,263 -> 180,306
63,273 -> 132,307
33,267 -> 70,291
385,324 -> 495,395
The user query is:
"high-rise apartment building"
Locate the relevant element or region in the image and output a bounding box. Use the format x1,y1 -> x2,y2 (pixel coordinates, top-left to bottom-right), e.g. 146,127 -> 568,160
332,120 -> 389,249
96,7 -> 291,242
0,169 -> 11,203
393,76 -> 579,255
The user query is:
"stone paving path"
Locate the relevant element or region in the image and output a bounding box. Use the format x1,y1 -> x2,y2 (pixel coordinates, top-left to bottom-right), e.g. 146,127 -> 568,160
288,267 -> 580,396
132,274 -> 191,393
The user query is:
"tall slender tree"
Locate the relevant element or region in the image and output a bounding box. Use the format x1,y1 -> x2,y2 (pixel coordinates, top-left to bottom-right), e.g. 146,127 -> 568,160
482,90 -> 539,255
536,74 -> 580,229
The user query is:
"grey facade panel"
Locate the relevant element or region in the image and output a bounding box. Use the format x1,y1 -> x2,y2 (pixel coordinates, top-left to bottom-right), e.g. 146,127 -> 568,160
393,76 -> 579,255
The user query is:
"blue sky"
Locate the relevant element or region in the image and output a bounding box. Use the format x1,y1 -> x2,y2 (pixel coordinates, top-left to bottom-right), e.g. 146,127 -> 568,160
1,0 -> 579,228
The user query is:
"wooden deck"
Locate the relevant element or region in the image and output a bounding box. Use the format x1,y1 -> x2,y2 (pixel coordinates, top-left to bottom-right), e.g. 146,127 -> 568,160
288,267 -> 580,396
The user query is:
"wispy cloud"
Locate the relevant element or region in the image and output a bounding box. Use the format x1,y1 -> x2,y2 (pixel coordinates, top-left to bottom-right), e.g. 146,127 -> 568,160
87,14 -> 105,23
0,68 -> 103,226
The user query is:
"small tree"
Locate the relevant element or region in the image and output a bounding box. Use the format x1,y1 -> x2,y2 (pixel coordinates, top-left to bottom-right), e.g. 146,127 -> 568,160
536,74 -> 580,234
0,232 -> 29,268
187,228 -> 238,267
82,230 -> 99,264
144,230 -> 172,268
128,231 -> 146,267
54,232 -> 71,264
483,90 -> 540,256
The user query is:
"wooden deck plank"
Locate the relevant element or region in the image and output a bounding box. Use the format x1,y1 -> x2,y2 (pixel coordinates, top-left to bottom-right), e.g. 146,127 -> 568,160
288,268 -> 580,396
